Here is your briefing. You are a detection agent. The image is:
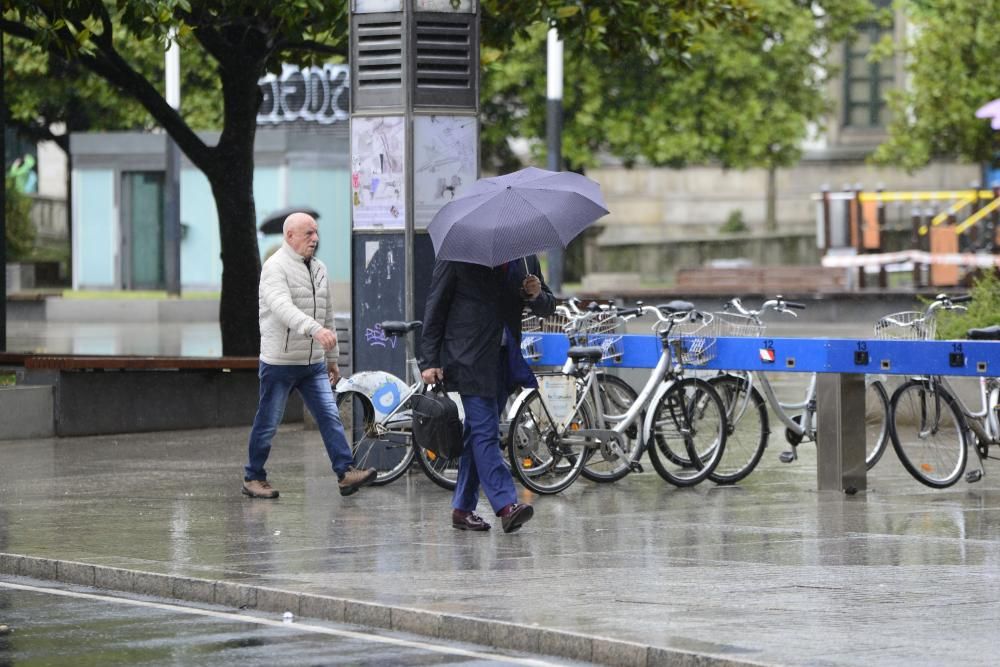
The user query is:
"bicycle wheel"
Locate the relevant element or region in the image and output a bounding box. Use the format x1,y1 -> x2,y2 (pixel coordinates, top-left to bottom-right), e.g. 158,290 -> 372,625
647,377 -> 727,487
581,373 -> 642,483
507,388 -> 591,494
336,390 -> 415,486
888,379 -> 968,488
707,374 -> 768,485
414,444 -> 460,491
865,377 -> 890,470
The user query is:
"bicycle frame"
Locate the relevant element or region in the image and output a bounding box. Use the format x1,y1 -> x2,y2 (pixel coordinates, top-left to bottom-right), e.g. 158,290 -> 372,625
747,370 -> 818,438
925,374 -> 1000,446
509,330 -> 684,460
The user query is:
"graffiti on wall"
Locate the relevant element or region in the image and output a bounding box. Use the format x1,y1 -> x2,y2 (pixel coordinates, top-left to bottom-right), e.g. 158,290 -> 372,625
257,63 -> 350,126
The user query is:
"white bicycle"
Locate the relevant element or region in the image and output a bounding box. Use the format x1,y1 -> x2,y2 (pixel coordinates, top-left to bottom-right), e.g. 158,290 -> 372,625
334,320 -> 462,489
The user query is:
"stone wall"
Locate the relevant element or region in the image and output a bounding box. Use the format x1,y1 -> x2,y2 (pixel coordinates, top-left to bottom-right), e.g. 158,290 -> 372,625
589,229 -> 912,284
587,160 -> 980,241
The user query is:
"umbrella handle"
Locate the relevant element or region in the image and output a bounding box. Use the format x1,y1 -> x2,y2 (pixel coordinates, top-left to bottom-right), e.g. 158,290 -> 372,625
523,256 -> 530,275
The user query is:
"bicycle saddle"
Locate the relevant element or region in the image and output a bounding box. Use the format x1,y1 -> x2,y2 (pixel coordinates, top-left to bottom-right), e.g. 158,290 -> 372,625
567,346 -> 604,363
657,300 -> 694,314
966,324 -> 1000,340
380,320 -> 422,336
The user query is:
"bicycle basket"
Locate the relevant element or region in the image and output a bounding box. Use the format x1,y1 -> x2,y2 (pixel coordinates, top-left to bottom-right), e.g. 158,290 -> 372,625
520,333 -> 543,362
661,312 -> 716,366
537,311 -> 574,333
557,311 -> 624,362
521,312 -> 543,333
713,312 -> 766,338
874,311 -> 935,341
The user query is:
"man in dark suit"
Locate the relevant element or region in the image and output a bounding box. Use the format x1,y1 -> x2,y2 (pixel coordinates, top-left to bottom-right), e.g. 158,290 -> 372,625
420,256 -> 555,533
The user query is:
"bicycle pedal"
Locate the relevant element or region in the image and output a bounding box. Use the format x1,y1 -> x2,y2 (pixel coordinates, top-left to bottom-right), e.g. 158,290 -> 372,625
966,470 -> 983,484
779,450 -> 797,464
630,462 -> 644,473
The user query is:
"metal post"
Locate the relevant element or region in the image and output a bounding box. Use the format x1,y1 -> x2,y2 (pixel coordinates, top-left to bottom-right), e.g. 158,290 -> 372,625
1,30 -> 6,351
993,187 -> 1000,252
820,187 -> 831,251
854,187 -> 866,289
163,30 -> 182,296
545,27 -> 564,295
816,373 -> 867,493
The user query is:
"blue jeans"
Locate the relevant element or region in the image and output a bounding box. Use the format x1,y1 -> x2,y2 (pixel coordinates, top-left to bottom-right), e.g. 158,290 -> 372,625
453,349 -> 518,514
244,361 -> 355,481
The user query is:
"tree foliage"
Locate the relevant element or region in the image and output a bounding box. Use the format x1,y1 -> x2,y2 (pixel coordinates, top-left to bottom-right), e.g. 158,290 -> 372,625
935,270 -> 1000,340
4,33 -> 222,151
4,176 -> 36,261
873,0 -> 1000,170
483,0 -> 871,173
1,1 -> 756,354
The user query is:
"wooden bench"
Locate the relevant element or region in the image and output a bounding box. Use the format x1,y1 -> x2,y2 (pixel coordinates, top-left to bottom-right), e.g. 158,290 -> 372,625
674,265 -> 847,295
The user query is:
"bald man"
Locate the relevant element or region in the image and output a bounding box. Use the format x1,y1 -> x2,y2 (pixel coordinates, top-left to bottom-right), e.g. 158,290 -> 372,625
242,212 -> 376,499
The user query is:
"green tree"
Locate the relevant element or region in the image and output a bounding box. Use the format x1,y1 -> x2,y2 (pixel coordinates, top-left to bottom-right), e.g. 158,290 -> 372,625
935,271 -> 1000,340
5,175 -> 36,260
482,1 -> 871,229
872,0 -> 1000,171
4,34 -> 221,152
2,1 -> 755,354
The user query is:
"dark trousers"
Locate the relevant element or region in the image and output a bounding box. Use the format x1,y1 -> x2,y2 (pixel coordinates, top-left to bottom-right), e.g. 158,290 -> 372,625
453,349 -> 517,514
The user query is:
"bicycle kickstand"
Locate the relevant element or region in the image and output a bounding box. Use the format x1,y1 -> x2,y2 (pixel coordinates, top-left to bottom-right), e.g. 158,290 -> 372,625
779,444 -> 799,464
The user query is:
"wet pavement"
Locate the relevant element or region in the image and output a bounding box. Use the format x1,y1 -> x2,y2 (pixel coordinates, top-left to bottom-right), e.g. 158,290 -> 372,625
2,425 -> 999,666
0,579 -> 579,666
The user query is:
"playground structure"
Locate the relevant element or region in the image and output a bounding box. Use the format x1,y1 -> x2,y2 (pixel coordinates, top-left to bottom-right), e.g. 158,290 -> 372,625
816,187 -> 1000,289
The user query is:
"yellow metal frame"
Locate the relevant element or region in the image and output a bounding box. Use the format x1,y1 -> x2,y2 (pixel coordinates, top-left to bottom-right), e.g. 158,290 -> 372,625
857,190 -> 998,236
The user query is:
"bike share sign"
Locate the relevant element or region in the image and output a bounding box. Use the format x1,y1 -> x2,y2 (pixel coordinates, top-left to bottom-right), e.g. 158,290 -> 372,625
257,63 -> 350,126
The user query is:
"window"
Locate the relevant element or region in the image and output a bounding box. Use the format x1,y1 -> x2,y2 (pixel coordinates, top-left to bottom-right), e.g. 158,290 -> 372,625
843,1 -> 894,128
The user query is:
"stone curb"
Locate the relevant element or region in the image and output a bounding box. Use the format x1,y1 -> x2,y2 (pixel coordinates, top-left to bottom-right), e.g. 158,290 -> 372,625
0,553 -> 767,667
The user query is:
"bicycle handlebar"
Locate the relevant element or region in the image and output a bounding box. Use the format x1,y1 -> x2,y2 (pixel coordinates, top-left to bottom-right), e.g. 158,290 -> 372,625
726,296 -> 803,319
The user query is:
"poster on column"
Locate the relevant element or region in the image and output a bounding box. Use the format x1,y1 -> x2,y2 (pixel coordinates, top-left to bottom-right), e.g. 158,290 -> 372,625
351,116 -> 406,230
413,115 -> 478,230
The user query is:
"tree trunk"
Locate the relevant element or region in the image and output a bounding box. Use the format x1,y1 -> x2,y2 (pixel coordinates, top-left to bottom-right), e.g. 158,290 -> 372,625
209,169 -> 261,356
765,164 -> 778,232
206,67 -> 263,357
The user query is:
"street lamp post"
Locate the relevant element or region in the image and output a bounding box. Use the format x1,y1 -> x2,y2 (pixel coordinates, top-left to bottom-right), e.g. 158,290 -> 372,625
546,27 -> 564,295
1,30 -> 7,351
163,29 -> 181,296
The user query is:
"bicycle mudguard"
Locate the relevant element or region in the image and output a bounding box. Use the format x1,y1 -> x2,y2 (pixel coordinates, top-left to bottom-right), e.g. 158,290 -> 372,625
335,371 -> 411,422
642,382 -> 671,445
335,371 -> 466,422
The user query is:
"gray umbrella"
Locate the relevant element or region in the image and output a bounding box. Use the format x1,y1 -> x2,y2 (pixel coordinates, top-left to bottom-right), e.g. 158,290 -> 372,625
258,206 -> 320,235
427,167 -> 609,267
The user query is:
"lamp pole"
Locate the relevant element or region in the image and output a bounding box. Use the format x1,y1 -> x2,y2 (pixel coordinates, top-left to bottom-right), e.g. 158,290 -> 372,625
546,27 -> 564,294
1,30 -> 7,351
163,29 -> 182,296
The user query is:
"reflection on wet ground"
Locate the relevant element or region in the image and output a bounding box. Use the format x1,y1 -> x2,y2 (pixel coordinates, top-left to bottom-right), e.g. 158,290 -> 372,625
1,426 -> 999,666
0,581 -> 578,666
5,321 -> 223,357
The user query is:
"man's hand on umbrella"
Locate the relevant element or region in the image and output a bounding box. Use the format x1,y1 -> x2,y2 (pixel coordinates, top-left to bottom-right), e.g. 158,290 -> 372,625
521,275 -> 542,300
422,368 -> 444,385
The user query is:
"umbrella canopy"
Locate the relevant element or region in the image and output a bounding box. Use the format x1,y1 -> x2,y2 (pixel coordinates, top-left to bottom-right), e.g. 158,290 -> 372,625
258,206 -> 320,235
975,98 -> 1000,130
427,167 -> 609,267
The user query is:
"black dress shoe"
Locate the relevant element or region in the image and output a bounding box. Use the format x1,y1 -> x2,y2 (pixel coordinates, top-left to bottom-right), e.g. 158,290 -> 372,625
452,510 -> 491,531
499,503 -> 534,533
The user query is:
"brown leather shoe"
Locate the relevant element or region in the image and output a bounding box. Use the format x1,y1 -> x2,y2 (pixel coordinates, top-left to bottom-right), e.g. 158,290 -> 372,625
499,503 -> 533,533
338,466 -> 377,496
242,479 -> 279,499
452,509 -> 491,531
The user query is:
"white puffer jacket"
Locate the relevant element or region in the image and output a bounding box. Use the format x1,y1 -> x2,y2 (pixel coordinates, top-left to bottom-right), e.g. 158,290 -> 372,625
258,240 -> 339,366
